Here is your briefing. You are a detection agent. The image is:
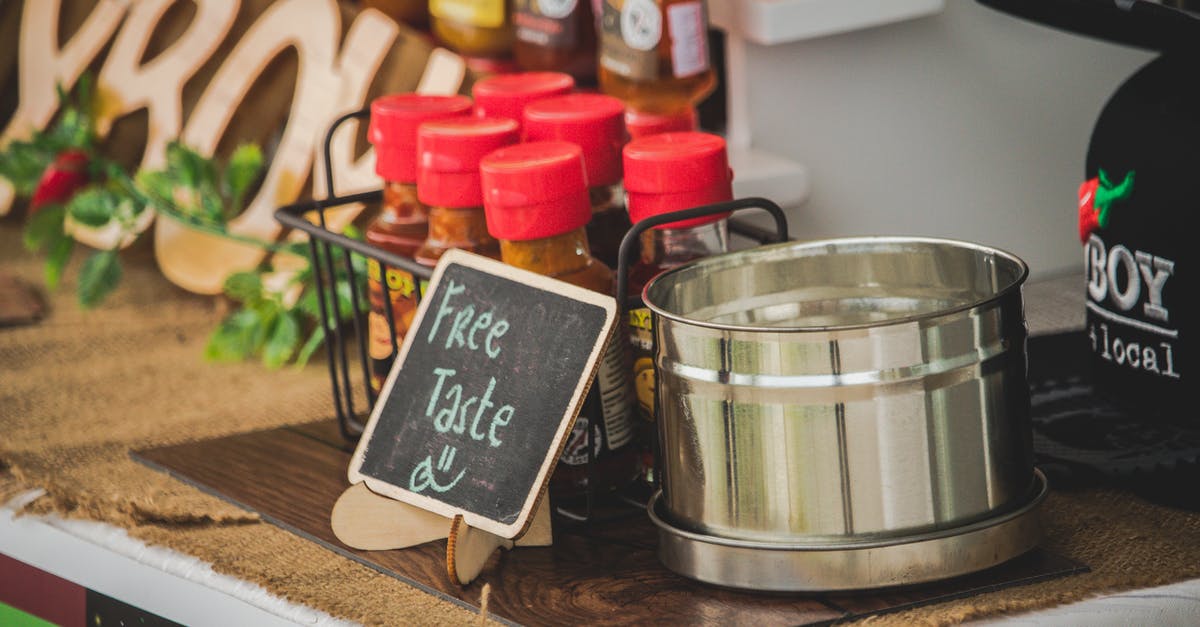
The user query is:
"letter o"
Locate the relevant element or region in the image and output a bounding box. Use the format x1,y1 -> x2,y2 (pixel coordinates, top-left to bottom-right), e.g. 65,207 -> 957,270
1113,338 -> 1126,365
1107,245 -> 1141,312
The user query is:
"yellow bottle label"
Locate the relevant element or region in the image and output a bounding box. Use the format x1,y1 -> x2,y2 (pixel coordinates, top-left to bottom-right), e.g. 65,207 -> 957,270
430,0 -> 507,29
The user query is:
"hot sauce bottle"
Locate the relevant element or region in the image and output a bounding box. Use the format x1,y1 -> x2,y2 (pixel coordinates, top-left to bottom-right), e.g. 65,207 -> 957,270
480,141 -> 638,499
523,93 -> 631,269
414,116 -> 521,265
429,0 -> 516,62
512,0 -> 599,84
623,131 -> 732,486
625,106 -> 697,139
363,0 -> 429,29
597,0 -> 716,115
366,94 -> 473,393
471,71 -> 575,133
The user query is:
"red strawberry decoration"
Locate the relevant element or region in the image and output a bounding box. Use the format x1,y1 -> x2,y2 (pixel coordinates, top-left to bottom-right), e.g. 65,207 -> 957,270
29,149 -> 90,214
1077,168 -> 1134,244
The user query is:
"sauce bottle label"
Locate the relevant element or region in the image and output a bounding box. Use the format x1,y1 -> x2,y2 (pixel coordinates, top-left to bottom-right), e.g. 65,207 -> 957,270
430,0 -> 506,29
598,0 -> 660,80
367,259 -> 421,392
666,1 -> 709,78
515,0 -> 579,48
560,336 -> 635,465
627,306 -> 655,422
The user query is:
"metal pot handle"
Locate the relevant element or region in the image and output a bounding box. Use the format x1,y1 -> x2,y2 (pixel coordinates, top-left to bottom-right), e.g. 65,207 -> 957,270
615,197 -> 791,313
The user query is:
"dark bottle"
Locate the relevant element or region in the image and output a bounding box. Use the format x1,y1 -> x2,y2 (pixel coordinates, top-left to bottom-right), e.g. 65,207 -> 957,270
365,94 -> 473,392
523,92 -> 630,269
480,140 -> 638,499
512,0 -> 598,84
623,131 -> 732,485
414,116 -> 521,265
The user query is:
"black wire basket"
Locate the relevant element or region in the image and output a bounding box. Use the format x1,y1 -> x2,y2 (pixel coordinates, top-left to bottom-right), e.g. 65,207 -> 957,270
274,108 -> 791,522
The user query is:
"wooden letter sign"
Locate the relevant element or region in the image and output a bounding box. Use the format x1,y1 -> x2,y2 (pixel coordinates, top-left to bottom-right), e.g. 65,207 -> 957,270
347,249 -> 618,539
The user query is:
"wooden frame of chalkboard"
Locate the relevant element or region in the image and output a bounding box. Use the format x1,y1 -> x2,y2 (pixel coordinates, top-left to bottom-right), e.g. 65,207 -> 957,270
347,249 -> 619,539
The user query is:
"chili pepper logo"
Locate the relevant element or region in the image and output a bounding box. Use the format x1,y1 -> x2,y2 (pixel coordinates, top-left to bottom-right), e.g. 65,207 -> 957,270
1078,169 -> 1135,244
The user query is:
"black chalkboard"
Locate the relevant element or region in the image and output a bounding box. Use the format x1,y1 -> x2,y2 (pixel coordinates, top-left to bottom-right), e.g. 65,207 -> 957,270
348,249 -> 618,538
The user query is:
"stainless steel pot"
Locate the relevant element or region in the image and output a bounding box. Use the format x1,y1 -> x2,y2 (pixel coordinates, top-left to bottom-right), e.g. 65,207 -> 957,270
643,236 -> 1034,546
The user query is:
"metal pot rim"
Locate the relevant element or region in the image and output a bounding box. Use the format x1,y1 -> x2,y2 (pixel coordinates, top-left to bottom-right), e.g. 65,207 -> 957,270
642,235 -> 1030,333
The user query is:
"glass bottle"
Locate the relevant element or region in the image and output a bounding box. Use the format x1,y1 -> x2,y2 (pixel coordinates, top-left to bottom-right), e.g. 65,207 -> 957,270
622,131 -> 732,486
471,71 -> 575,133
366,94 -> 474,393
414,116 -> 520,266
523,92 -> 630,269
512,0 -> 598,85
429,0 -> 516,59
625,106 -> 697,139
480,140 -> 638,499
597,0 -> 717,115
363,0 -> 429,29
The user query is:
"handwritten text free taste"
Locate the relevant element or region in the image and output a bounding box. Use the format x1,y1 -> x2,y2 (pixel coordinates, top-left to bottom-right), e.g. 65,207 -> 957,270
408,280 -> 515,494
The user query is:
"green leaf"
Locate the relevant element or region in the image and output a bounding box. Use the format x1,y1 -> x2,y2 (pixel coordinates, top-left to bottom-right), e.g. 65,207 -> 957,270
334,279 -> 358,321
77,249 -> 121,308
262,312 -> 300,369
294,326 -> 325,369
294,287 -> 322,318
223,271 -> 264,305
224,143 -> 262,209
204,308 -> 262,362
0,141 -> 53,194
166,141 -> 216,189
23,204 -> 67,251
67,187 -> 116,227
134,169 -> 174,206
44,235 -> 74,289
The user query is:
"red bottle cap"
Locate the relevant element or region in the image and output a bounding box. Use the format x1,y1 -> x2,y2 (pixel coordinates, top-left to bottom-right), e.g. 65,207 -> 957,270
417,117 -> 520,208
623,131 -> 733,229
369,94 -> 473,183
523,93 -> 626,187
472,72 -> 575,130
625,107 -> 698,139
481,141 -> 591,241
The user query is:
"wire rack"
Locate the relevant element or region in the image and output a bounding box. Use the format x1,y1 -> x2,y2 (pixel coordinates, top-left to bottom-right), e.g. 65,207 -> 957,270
274,108 -> 791,521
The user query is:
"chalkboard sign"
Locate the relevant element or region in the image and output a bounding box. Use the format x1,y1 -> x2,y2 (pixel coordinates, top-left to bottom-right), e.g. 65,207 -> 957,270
347,249 -> 618,538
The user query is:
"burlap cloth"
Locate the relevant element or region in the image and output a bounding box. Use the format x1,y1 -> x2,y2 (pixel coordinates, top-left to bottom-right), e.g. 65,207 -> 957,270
3,218 -> 1200,626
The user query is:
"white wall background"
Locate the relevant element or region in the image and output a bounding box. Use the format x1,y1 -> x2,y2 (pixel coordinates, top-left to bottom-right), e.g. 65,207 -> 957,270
735,2 -> 1154,278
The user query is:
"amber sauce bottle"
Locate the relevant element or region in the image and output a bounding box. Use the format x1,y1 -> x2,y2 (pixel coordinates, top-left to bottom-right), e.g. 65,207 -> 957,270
597,0 -> 716,114
623,131 -> 732,487
365,94 -> 473,392
429,0 -> 516,60
471,71 -> 575,133
413,116 -> 520,265
480,141 -> 638,500
625,106 -> 697,139
363,0 -> 429,29
512,0 -> 598,85
523,92 -> 630,269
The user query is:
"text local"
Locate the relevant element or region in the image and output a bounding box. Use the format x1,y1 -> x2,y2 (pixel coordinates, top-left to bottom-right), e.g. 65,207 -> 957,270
423,280 -> 515,447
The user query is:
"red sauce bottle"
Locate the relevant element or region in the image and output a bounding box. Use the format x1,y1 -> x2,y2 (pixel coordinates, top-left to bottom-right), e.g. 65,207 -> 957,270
623,131 -> 732,485
625,106 -> 697,140
414,116 -> 521,266
366,94 -> 473,392
523,92 -> 630,269
480,141 -> 638,500
471,71 -> 575,134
